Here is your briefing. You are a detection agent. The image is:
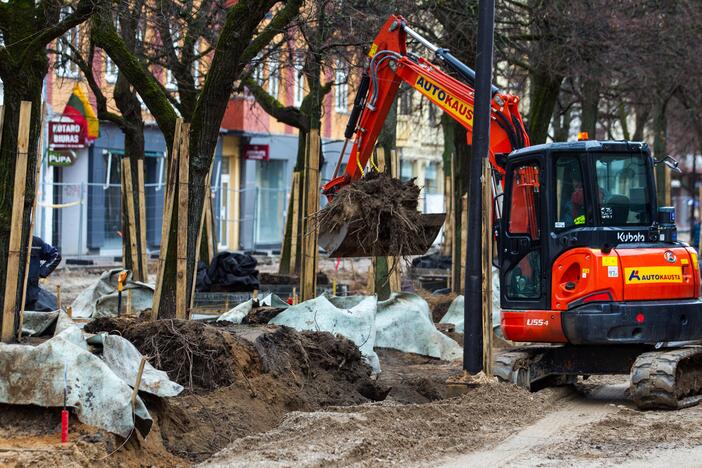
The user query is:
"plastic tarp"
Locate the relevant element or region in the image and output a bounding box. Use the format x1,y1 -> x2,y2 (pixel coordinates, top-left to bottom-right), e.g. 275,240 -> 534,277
71,269 -> 154,319
270,294 -> 380,373
0,312 -> 182,437
376,292 -> 462,361
218,293 -> 289,324
439,267 -> 502,333
21,310 -> 59,336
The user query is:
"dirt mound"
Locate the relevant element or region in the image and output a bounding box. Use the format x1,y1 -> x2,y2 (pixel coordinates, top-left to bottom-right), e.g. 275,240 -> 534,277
85,319 -> 388,461
202,382 -> 559,466
417,290 -> 458,323
87,318 -> 256,391
316,171 -> 428,257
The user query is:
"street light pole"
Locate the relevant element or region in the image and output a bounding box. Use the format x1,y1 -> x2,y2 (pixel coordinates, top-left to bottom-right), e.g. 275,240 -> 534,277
464,0 -> 495,374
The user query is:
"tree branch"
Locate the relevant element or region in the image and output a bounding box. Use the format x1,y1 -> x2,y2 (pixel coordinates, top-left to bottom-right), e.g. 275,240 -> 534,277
243,76 -> 309,130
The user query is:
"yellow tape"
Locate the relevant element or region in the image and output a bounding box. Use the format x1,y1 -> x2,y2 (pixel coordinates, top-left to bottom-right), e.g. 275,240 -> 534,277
368,43 -> 378,58
37,200 -> 81,209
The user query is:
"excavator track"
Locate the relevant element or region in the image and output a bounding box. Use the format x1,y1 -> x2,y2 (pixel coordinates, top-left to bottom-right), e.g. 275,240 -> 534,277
630,346 -> 702,410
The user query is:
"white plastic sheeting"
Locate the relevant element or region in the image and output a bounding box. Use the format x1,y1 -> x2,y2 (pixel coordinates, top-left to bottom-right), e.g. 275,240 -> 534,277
0,312 -> 182,437
439,268 -> 502,333
376,292 -> 462,361
269,292 -> 464,373
71,269 -> 154,319
270,294 -> 380,373
217,293 -> 290,324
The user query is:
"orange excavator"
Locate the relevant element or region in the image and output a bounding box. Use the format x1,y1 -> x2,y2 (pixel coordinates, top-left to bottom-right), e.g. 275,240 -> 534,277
320,15 -> 702,409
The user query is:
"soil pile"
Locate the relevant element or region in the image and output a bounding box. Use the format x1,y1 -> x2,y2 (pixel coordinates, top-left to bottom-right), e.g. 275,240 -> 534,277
202,382 -> 559,467
316,171 -> 428,257
241,306 -> 287,324
86,318 -> 388,461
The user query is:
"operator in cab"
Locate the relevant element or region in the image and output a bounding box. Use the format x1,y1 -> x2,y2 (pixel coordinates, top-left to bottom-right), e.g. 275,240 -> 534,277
25,236 -> 61,311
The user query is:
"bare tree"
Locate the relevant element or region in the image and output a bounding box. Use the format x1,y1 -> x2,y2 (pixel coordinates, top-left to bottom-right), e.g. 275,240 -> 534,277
91,0 -> 303,318
0,0 -> 96,341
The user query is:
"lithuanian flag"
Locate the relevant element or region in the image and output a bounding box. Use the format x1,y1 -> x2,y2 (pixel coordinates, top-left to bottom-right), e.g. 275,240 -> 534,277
62,84 -> 99,142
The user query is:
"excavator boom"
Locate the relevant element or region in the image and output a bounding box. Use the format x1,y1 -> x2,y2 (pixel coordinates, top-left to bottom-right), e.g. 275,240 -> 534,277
320,15 -> 530,257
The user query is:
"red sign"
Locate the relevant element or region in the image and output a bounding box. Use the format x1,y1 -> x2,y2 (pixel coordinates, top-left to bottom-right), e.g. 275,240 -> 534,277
49,120 -> 85,149
243,144 -> 269,161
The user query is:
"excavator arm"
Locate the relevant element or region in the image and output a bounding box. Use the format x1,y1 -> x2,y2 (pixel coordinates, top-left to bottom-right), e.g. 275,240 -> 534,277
323,15 -> 530,197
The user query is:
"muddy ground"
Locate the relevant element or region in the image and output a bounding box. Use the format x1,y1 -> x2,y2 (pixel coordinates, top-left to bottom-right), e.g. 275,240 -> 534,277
9,263 -> 702,467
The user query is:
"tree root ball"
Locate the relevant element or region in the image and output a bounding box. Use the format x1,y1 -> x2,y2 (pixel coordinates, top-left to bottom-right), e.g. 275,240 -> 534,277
316,171 -> 429,257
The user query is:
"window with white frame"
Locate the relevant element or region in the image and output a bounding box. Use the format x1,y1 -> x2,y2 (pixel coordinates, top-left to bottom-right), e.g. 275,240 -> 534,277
253,54 -> 264,86
165,67 -> 177,90
268,57 -> 279,98
105,54 -> 118,83
56,8 -> 81,79
335,61 -> 349,113
294,56 -> 304,107
193,40 -> 201,86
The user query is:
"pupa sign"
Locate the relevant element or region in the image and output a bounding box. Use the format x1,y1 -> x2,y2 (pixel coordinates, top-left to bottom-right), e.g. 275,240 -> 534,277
49,120 -> 85,149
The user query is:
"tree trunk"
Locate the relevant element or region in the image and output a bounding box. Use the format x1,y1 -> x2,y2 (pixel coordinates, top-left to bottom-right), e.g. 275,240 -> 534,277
114,73 -> 147,281
528,70 -> 563,144
279,129 -> 308,274
373,99 -> 398,300
653,99 -> 669,206
580,79 -> 600,138
449,118 -> 471,292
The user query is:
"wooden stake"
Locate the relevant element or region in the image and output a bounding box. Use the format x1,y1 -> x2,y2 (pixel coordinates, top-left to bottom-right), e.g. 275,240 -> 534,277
137,158 -> 149,282
388,149 -> 402,292
19,104 -> 44,340
153,119 -> 183,320
460,194 -> 468,294
288,171 -> 301,273
2,101 -> 31,342
443,174 -> 453,256
66,306 -> 73,318
130,356 -> 147,408
122,158 -> 140,281
300,130 -> 321,301
175,124 -> 190,319
190,160 -> 214,311
231,148 -> 241,249
56,285 -> 62,311
481,159 -> 493,375
125,289 -> 132,316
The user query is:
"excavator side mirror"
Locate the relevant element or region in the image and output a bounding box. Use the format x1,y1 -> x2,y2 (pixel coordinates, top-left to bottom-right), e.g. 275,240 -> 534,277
655,155 -> 682,173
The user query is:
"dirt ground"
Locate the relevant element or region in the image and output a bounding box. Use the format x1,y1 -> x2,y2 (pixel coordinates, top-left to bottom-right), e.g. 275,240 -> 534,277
12,262 -> 702,467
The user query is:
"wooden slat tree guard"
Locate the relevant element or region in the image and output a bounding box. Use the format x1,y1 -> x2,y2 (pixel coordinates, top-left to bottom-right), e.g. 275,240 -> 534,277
152,119 -> 183,320
137,159 -> 149,282
175,124 -> 191,319
18,105 -> 45,340
289,171 -> 301,273
122,158 -> 140,279
2,101 -> 32,342
300,129 -> 321,302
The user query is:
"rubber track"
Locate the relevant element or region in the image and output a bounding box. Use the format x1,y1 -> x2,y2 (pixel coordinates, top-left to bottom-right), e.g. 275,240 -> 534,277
630,347 -> 702,410
493,350 -> 535,387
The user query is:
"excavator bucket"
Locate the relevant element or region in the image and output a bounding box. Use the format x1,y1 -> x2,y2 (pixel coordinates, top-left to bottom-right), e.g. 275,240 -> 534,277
319,213 -> 446,258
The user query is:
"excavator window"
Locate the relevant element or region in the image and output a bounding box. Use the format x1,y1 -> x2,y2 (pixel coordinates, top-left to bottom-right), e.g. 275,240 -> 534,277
505,162 -> 542,300
555,155 -> 587,229
594,154 -> 652,226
